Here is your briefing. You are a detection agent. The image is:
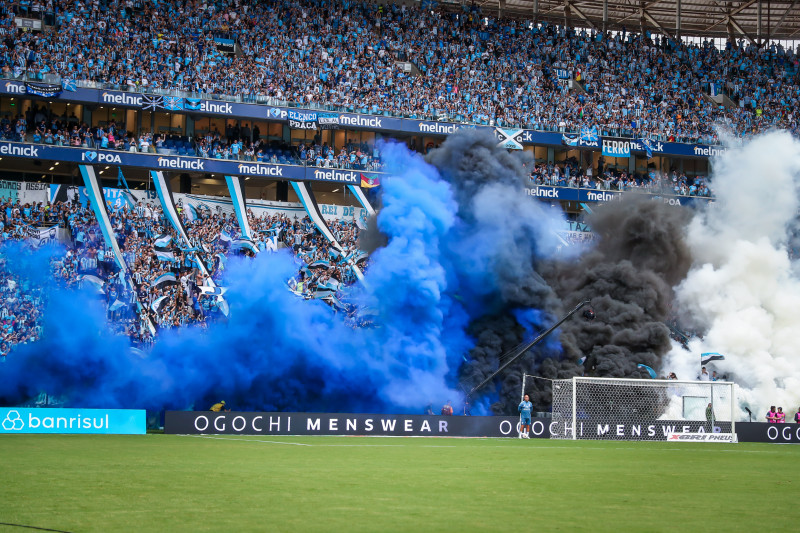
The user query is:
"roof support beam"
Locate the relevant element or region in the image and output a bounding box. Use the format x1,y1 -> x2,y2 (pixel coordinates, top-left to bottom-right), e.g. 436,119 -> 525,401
729,15 -> 758,45
703,0 -> 758,32
676,0 -> 681,39
757,0 -> 762,44
642,8 -> 672,38
568,1 -> 598,30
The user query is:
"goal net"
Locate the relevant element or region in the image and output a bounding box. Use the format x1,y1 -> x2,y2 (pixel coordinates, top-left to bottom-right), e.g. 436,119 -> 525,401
550,377 -> 736,441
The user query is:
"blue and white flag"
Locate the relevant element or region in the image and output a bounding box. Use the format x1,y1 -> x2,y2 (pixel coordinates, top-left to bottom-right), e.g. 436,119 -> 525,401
263,235 -> 279,252
641,138 -> 654,159
561,134 -> 579,146
162,96 -> 184,111
151,295 -> 169,313
199,286 -> 227,297
232,238 -> 259,254
309,260 -> 330,269
80,274 -> 105,294
317,278 -> 341,292
109,299 -> 127,312
184,203 -> 199,223
580,125 -> 599,143
153,248 -> 177,263
154,234 -> 173,248
637,363 -> 658,379
701,353 -> 726,365
218,231 -> 232,246
61,79 -> 77,92
153,272 -> 178,288
184,98 -> 202,111
142,95 -> 163,111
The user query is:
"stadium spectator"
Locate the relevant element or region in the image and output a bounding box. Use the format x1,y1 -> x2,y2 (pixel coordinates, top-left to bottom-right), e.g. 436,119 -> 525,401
705,402 -> 714,430
441,400 -> 453,416
699,367 -> 710,381
776,407 -> 786,423
766,406 -> 778,423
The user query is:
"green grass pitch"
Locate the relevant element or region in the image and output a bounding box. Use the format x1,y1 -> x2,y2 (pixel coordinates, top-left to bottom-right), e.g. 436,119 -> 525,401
1,434 -> 798,532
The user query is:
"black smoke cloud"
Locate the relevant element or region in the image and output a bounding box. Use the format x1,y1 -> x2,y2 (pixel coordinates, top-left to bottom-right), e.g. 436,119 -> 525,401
417,132 -> 693,414
523,198 -> 693,411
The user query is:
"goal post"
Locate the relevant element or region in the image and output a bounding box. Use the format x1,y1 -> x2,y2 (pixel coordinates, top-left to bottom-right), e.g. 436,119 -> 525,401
550,377 -> 737,441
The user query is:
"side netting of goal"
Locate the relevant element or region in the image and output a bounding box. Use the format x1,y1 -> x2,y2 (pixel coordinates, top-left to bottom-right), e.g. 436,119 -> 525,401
550,377 -> 736,441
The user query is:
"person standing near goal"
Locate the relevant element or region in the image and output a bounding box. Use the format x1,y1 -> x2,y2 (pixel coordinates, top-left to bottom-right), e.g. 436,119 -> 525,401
518,394 -> 533,439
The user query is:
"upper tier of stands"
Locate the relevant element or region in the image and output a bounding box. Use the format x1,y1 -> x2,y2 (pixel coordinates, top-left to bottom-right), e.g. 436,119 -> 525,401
1,0 -> 798,144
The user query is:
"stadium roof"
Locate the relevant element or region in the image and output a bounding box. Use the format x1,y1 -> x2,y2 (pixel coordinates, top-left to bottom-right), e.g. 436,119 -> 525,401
461,0 -> 800,42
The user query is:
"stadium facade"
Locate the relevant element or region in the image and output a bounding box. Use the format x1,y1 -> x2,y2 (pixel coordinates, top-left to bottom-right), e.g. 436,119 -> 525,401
0,81 -> 716,212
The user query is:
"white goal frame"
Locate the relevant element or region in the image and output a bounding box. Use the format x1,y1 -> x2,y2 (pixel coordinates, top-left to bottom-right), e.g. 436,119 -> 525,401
551,376 -> 737,441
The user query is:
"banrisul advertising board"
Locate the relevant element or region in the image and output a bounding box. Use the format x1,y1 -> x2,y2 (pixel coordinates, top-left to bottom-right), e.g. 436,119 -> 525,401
0,408 -> 146,434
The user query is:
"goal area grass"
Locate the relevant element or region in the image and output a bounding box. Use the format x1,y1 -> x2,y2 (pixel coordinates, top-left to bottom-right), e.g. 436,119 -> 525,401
1,434 -> 797,532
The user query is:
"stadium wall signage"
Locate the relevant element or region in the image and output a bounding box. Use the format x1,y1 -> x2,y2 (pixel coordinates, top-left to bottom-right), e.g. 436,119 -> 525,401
0,141 -> 370,184
524,185 -> 711,207
0,407 -> 146,434
165,411 -> 529,437
0,83 -> 724,159
165,412 -> 796,442
736,422 -> 800,444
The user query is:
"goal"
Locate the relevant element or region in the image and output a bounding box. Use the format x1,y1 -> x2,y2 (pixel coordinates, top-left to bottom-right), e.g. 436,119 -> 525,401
550,377 -> 736,441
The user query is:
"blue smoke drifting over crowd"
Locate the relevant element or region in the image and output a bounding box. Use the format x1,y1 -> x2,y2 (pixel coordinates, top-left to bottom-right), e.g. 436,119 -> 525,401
1,132 -> 564,413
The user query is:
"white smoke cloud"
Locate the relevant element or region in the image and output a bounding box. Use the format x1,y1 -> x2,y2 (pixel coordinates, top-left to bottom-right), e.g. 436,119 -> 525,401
665,131 -> 800,419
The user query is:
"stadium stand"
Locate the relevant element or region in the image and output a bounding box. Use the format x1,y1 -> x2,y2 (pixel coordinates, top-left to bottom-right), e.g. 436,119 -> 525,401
0,0 -> 796,356
0,0 -> 798,142
0,192 -> 365,354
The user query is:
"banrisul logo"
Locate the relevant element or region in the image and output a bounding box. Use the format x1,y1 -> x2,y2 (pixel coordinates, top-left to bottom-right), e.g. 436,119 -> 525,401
2,410 -> 24,430
0,408 -> 146,434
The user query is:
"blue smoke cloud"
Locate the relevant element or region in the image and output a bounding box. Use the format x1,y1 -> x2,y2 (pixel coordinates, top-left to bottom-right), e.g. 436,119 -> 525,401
1,138 -> 562,414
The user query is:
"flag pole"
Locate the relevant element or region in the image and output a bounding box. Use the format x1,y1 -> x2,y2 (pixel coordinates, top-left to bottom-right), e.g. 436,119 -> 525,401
466,300 -> 592,399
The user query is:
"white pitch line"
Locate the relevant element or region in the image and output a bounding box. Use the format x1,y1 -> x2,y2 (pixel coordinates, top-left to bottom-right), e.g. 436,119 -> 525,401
178,434 -> 312,446
176,435 -> 784,453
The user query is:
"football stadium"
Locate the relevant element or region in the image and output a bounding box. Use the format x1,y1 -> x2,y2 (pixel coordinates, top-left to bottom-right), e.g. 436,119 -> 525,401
1,0 -> 800,530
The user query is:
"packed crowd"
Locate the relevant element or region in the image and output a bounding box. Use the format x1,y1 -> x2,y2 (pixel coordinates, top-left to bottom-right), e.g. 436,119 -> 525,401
0,191 -> 366,358
1,0 -> 798,142
528,158 -> 712,197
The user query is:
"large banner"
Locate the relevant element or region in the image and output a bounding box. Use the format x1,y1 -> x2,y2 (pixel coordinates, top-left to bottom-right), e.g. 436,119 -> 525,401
165,412 -> 792,443
288,110 -> 318,130
0,407 -> 146,434
166,411 -> 524,438
0,179 -> 48,203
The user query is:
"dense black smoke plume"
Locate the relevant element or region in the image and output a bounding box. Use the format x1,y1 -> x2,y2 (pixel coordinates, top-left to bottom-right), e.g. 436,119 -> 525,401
521,198 -> 694,411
